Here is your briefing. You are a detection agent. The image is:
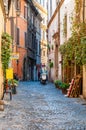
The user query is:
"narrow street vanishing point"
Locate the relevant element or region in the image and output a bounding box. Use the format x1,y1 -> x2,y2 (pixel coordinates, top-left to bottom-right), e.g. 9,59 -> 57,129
0,82 -> 86,130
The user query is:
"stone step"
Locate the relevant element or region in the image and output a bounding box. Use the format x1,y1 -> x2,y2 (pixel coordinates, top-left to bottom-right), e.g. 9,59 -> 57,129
0,100 -> 4,111
0,100 -> 4,105
0,105 -> 4,111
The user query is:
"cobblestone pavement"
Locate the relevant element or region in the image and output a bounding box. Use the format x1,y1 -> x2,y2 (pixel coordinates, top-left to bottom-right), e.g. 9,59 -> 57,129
0,81 -> 86,130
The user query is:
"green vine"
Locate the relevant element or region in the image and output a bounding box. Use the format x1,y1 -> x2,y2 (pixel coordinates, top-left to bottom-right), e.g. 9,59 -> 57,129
1,32 -> 12,79
63,15 -> 67,37
59,0 -> 86,66
49,62 -> 53,68
47,43 -> 50,51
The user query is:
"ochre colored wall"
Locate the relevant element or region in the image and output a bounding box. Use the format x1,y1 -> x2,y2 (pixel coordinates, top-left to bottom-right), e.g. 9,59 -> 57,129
0,3 -> 4,99
15,0 -> 27,80
6,0 -> 27,80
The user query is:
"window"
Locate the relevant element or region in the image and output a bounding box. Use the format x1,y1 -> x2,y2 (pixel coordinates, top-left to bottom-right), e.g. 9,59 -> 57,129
41,30 -> 43,39
43,51 -> 45,56
24,6 -> 27,19
39,42 -> 41,55
43,0 -> 45,7
10,18 -> 14,39
24,32 -> 27,47
17,28 -> 20,45
43,31 -> 45,40
50,0 -> 52,17
15,0 -> 21,10
43,31 -> 46,40
32,34 -> 35,49
31,14 -> 33,24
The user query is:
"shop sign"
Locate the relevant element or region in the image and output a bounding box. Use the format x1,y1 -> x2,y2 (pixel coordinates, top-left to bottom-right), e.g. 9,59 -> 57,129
11,53 -> 19,59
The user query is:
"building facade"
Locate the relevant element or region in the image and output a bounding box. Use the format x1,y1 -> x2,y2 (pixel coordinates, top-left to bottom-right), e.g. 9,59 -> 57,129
47,0 -> 63,81
6,0 -> 27,81
33,0 -> 48,72
47,0 -> 57,22
82,0 -> 86,98
35,13 -> 42,80
0,0 -> 6,99
27,0 -> 42,81
6,0 -> 42,81
47,0 -> 86,98
16,0 -> 27,80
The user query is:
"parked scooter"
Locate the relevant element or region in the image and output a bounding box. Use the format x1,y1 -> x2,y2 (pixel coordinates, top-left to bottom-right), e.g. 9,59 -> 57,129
40,72 -> 47,84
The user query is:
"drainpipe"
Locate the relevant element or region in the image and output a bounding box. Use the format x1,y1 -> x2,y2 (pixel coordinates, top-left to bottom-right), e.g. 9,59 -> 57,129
83,0 -> 85,22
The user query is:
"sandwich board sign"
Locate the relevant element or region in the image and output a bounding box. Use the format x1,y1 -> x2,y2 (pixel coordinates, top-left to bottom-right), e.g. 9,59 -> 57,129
6,68 -> 13,79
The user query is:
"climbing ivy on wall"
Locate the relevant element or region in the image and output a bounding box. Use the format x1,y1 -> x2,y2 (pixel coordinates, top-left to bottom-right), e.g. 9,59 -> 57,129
1,32 -> 12,78
49,61 -> 53,68
63,15 -> 67,37
59,0 -> 86,66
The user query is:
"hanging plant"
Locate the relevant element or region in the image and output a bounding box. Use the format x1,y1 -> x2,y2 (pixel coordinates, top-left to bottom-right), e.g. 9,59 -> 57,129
49,62 -> 53,68
1,32 -> 12,79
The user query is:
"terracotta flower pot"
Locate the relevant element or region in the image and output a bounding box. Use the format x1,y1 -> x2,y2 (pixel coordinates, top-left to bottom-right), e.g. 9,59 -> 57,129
62,88 -> 67,94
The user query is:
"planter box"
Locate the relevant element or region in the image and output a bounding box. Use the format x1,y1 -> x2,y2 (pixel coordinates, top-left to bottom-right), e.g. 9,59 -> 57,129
12,86 -> 17,94
55,84 -> 61,89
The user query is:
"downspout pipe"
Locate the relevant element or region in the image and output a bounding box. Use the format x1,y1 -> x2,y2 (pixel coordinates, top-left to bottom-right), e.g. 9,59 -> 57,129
83,0 -> 85,22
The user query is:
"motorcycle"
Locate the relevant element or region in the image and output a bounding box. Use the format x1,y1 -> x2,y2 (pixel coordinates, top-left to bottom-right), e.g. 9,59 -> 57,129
40,73 -> 47,84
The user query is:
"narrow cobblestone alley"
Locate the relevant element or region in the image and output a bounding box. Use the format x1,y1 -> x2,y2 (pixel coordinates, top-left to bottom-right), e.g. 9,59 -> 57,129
0,82 -> 86,130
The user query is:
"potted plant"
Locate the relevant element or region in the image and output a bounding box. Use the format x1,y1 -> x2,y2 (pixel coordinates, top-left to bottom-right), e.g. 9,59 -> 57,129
54,80 -> 62,89
8,79 -> 19,94
60,82 -> 69,94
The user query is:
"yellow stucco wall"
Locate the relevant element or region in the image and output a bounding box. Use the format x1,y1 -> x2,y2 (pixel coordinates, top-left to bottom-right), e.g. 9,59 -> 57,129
0,3 -> 4,99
